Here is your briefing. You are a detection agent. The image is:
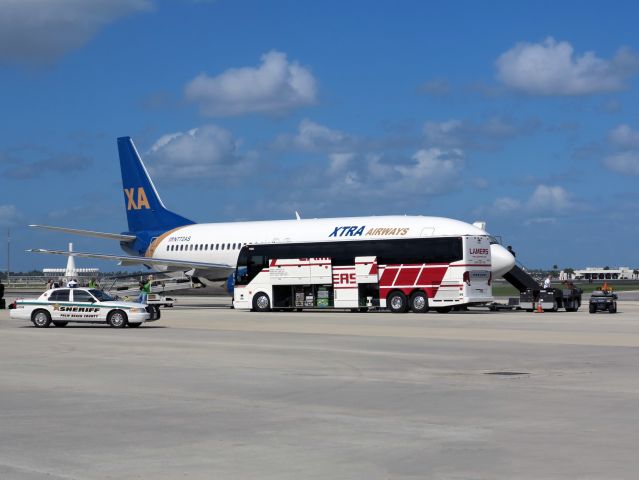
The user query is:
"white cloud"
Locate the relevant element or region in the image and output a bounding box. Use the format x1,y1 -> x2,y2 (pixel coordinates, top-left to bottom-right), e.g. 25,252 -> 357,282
0,205 -> 21,226
604,124 -> 639,176
275,119 -> 352,152
486,185 -> 573,218
527,185 -> 572,213
146,125 -> 255,180
396,148 -> 461,182
423,117 -> 537,149
491,197 -> 521,215
608,124 -> 639,149
496,37 -> 639,95
604,151 -> 639,175
365,148 -> 464,196
423,120 -> 464,148
328,152 -> 355,175
185,51 -> 317,116
0,0 -> 151,65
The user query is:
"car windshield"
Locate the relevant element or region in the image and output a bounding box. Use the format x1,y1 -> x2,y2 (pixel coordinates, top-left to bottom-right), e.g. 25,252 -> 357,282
89,289 -> 115,302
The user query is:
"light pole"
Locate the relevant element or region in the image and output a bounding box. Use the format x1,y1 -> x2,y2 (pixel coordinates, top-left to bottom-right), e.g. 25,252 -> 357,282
6,228 -> 10,286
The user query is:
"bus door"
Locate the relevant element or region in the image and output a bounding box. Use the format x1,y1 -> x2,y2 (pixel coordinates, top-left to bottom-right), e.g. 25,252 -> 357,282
332,263 -> 358,308
462,236 -> 492,298
356,256 -> 380,307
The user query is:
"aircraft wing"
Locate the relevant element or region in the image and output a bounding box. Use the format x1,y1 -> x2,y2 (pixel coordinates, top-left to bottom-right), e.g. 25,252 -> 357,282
28,248 -> 233,271
29,225 -> 137,242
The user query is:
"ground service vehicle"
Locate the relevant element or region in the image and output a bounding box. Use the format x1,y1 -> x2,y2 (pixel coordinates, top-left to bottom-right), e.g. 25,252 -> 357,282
233,236 -> 493,313
519,287 -> 582,312
9,288 -> 155,328
589,290 -> 617,313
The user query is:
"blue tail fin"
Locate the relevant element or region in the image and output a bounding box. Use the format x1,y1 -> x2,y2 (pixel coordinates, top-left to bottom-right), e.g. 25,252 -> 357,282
118,137 -> 194,233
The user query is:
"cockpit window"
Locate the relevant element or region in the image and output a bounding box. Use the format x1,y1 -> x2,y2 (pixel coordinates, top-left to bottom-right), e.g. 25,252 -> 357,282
488,236 -> 500,245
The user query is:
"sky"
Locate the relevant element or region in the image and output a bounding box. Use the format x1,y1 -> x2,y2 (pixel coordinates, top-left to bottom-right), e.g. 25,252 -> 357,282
1,0 -> 639,272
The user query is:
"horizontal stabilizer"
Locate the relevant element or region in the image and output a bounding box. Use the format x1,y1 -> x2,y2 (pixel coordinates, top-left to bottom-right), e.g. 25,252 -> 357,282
29,225 -> 137,242
27,248 -> 232,271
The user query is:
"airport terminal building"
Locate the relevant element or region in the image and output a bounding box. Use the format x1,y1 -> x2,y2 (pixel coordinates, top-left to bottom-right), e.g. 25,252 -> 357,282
562,267 -> 638,281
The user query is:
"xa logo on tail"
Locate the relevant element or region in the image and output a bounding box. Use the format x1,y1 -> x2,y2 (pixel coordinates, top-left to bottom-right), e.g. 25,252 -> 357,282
124,187 -> 150,211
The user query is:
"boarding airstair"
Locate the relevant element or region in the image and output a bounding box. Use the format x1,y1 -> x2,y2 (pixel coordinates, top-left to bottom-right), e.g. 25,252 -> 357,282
502,263 -> 540,292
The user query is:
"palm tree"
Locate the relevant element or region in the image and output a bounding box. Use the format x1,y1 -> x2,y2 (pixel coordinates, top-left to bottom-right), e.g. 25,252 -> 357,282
633,269 -> 639,280
564,267 -> 575,279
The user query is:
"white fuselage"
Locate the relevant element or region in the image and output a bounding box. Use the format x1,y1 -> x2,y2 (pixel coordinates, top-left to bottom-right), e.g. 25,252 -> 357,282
147,215 -> 516,279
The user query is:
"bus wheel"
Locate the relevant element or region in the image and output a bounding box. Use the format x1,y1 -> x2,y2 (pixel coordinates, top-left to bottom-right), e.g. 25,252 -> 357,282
410,292 -> 429,313
253,293 -> 271,312
388,291 -> 408,313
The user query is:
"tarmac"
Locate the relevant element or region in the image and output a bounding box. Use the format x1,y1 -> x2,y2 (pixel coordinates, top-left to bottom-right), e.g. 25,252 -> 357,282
1,295 -> 639,479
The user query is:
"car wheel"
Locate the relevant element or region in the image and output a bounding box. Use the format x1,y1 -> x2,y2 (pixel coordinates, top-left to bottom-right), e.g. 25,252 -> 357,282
589,304 -> 596,314
609,303 -> 617,314
107,310 -> 128,328
252,292 -> 271,312
31,309 -> 52,328
128,322 -> 142,328
388,291 -> 408,313
53,321 -> 68,327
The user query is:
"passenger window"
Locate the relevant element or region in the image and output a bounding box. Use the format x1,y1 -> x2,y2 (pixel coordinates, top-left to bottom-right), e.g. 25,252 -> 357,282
180,245 -> 184,251
232,243 -> 236,249
190,244 -> 193,251
49,289 -> 70,302
227,243 -> 230,250
216,244 -> 219,250
221,243 -> 225,250
73,290 -> 95,303
204,244 -> 208,251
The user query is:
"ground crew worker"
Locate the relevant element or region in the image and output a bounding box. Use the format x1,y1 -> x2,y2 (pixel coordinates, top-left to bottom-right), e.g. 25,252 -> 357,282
138,277 -> 151,304
543,275 -> 552,289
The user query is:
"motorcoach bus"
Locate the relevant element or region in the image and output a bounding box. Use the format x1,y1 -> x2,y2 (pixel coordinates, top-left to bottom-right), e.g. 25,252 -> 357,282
233,235 -> 493,313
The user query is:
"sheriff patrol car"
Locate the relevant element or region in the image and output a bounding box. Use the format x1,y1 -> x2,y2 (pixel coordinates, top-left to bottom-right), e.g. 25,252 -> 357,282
10,288 -> 153,328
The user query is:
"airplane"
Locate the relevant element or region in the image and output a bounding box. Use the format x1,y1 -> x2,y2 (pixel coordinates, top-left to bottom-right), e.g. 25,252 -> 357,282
29,137 -> 516,290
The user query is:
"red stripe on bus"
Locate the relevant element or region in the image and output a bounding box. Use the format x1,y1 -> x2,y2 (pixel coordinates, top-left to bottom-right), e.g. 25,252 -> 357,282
394,267 -> 420,286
